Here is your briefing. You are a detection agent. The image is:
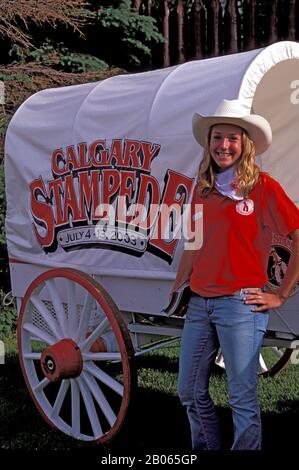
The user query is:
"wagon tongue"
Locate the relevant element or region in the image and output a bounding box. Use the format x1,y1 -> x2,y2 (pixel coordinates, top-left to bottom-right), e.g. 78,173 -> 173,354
40,338 -> 83,382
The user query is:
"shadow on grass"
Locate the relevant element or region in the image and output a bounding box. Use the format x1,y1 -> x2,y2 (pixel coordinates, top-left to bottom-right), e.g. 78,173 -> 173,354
1,353 -> 299,453
134,349 -> 227,377
134,351 -> 180,374
262,401 -> 299,450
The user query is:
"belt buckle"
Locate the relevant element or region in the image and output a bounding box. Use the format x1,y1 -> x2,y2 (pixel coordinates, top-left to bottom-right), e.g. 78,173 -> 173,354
240,287 -> 262,295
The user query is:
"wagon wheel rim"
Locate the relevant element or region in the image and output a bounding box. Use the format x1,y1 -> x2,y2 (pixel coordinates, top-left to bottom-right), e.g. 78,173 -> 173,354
258,347 -> 293,377
18,268 -> 136,443
215,347 -> 292,377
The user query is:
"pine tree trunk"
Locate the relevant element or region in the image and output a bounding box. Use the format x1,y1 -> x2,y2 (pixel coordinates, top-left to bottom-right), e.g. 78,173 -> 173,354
147,0 -> 153,67
244,0 -> 257,50
177,0 -> 185,63
134,0 -> 142,12
194,0 -> 203,59
289,0 -> 296,41
163,0 -> 170,67
269,0 -> 278,44
211,0 -> 220,56
227,0 -> 238,53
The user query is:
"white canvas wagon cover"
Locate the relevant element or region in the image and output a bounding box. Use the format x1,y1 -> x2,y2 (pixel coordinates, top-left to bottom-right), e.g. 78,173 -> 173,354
4,41 -> 299,316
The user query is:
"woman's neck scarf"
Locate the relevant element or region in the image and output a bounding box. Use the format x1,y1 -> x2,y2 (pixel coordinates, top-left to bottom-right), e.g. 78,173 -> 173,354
214,165 -> 243,201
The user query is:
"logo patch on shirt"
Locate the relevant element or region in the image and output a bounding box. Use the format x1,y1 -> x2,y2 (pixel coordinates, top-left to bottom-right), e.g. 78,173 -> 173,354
235,199 -> 254,215
267,233 -> 299,296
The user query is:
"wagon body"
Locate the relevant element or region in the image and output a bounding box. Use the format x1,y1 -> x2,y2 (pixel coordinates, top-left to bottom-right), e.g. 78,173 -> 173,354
4,41 -> 299,443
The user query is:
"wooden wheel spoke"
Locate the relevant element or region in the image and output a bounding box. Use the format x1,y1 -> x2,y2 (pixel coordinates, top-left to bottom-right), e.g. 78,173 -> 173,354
70,379 -> 81,436
51,379 -> 70,418
47,279 -> 68,337
33,376 -> 50,393
77,376 -> 103,438
258,354 -> 268,373
23,352 -> 41,360
82,352 -> 122,362
84,361 -> 124,396
79,317 -> 110,352
67,281 -> 77,337
75,292 -> 94,342
82,370 -> 117,426
23,322 -> 55,345
30,295 -> 62,340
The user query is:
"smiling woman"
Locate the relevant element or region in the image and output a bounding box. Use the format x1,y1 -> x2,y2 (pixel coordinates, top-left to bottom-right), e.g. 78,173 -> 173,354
209,124 -> 243,172
172,97 -> 299,451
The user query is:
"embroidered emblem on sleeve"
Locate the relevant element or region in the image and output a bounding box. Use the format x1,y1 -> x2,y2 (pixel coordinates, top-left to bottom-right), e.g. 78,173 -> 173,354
236,199 -> 254,215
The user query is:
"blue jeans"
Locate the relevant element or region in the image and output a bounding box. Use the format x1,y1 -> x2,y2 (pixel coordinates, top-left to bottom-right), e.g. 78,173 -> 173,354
177,292 -> 269,451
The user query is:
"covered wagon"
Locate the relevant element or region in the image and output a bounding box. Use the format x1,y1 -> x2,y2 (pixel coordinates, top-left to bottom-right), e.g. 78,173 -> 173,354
4,40 -> 299,443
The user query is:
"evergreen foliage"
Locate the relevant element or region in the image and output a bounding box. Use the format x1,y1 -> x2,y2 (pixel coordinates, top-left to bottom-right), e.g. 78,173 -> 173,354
89,0 -> 164,67
0,289 -> 17,339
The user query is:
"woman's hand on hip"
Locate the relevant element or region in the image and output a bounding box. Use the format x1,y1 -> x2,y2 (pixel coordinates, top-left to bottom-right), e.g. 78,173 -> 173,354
242,289 -> 284,312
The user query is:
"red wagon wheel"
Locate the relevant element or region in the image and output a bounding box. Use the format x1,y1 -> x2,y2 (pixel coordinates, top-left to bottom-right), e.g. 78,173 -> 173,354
18,268 -> 136,443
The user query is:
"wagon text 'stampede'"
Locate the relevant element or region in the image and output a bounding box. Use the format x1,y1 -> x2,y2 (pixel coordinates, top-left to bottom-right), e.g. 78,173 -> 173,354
30,137 -> 194,259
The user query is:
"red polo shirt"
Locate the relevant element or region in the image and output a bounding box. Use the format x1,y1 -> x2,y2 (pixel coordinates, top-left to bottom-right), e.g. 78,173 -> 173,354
190,173 -> 299,297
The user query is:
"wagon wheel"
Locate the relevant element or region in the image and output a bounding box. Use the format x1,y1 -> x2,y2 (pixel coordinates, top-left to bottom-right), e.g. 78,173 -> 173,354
215,347 -> 292,377
258,346 -> 293,377
18,268 -> 136,443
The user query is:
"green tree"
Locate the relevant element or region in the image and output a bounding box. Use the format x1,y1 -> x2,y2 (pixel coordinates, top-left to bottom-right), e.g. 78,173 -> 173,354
10,40 -> 109,73
94,0 -> 164,68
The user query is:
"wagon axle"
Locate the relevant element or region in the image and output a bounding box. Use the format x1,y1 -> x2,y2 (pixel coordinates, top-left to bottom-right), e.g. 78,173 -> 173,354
40,338 -> 83,381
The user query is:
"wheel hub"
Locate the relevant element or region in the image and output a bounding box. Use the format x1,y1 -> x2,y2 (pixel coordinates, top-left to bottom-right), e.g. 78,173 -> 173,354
40,338 -> 83,381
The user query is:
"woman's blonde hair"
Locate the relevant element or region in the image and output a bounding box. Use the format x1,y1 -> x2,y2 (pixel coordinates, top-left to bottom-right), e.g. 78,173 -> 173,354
197,126 -> 260,198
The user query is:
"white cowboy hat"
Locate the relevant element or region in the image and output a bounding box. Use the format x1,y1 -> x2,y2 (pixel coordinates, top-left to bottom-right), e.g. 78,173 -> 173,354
192,99 -> 272,155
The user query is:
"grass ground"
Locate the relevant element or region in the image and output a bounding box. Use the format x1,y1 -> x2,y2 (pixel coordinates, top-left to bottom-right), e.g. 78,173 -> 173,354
1,335 -> 299,458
